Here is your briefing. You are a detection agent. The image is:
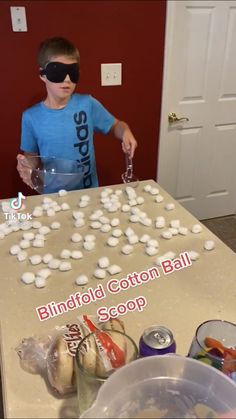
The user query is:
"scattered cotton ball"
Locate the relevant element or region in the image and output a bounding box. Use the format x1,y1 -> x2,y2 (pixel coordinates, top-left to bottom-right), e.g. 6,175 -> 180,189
136,196 -> 144,205
165,203 -> 175,211
0,232 -> 5,240
17,250 -> 28,262
170,219 -> 180,229
19,239 -> 31,249
146,246 -> 158,256
110,218 -> 120,227
37,268 -> 51,279
100,224 -> 112,233
140,217 -> 152,227
38,226 -> 51,235
127,234 -> 139,245
139,234 -> 151,243
32,221 -> 42,229
73,210 -> 85,220
11,224 -> 20,232
93,269 -> 106,279
130,207 -> 140,215
29,255 -> 42,265
51,221 -> 61,230
144,184 -> 152,192
147,239 -> 159,248
61,202 -> 70,210
48,258 -> 61,269
98,256 -> 110,269
188,250 -> 200,261
35,234 -> 46,241
112,229 -> 123,238
32,239 -> 45,248
74,218 -> 85,228
90,221 -> 102,229
161,231 -> 172,240
129,214 -> 139,223
125,227 -> 135,237
35,277 -> 46,288
10,244 -> 21,255
179,227 -> 188,236
99,216 -> 110,224
155,255 -> 169,266
169,228 -> 179,236
23,232 -> 35,241
71,233 -> 82,243
60,249 -> 72,259
129,199 -> 137,207
121,204 -> 131,212
80,194 -> 90,202
164,251 -> 176,260
20,222 -> 33,231
204,240 -> 215,251
32,208 -> 43,217
47,209 -> 55,217
107,265 -> 122,275
59,261 -> 72,271
42,253 -> 53,264
150,187 -> 159,195
21,272 -> 35,285
83,241 -> 95,251
155,194 -> 164,203
155,216 -> 165,228
53,205 -> 61,212
108,205 -> 119,213
107,237 -> 119,247
191,224 -> 203,234
58,189 -> 67,197
115,189 -> 123,196
75,275 -> 89,286
71,250 -> 83,259
43,197 -> 53,204
79,200 -> 89,208
121,244 -> 133,255
84,234 -> 96,242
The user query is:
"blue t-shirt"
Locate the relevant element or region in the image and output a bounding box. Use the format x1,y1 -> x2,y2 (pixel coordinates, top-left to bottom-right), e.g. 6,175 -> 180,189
20,94 -> 115,191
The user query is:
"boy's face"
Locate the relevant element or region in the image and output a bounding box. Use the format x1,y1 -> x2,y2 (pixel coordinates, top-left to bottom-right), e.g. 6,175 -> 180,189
40,55 -> 78,99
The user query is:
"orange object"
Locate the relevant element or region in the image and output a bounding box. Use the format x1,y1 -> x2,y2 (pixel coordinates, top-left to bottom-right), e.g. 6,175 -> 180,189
204,337 -> 236,358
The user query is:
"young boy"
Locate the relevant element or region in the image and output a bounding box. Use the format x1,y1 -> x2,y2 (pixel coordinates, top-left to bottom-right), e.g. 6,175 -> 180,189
17,36 -> 137,191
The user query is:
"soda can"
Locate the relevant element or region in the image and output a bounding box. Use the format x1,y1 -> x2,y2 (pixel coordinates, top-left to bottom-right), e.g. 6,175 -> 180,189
139,325 -> 176,357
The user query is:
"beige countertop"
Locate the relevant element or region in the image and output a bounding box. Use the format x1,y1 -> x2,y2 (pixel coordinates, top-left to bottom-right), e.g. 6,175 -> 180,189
0,180 -> 236,418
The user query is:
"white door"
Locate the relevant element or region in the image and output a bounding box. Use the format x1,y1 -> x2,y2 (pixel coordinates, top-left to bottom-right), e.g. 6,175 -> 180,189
157,0 -> 236,220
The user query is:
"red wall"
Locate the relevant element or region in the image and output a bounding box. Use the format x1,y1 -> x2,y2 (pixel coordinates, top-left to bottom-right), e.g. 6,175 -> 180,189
0,0 -> 166,199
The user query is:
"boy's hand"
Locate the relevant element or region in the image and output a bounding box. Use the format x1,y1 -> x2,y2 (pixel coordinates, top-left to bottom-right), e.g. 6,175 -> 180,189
111,120 -> 138,158
16,154 -> 34,188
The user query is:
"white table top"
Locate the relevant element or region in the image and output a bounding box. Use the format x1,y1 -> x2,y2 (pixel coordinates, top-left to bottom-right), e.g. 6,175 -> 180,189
0,180 -> 236,418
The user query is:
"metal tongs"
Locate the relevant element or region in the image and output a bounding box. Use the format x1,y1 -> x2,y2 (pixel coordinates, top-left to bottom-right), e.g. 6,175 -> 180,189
121,153 -> 139,185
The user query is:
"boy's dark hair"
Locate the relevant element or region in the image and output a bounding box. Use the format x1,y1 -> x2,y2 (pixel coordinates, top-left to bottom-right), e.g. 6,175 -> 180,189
38,37 -> 80,68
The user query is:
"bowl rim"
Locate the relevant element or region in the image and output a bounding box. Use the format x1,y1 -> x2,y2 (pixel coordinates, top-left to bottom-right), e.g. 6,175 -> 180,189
24,154 -> 85,176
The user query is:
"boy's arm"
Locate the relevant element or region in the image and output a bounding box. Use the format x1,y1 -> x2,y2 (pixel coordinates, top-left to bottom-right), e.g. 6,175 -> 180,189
110,119 -> 138,158
16,152 -> 38,188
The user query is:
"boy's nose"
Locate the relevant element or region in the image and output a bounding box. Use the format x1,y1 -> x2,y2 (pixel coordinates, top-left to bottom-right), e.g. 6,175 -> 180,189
64,74 -> 71,82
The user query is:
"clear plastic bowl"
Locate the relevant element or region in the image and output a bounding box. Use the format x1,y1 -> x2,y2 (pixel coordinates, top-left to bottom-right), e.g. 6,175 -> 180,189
22,155 -> 84,194
81,355 -> 236,418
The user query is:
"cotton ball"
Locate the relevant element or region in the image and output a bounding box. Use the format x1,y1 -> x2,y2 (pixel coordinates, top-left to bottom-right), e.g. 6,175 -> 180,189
110,218 -> 120,227
112,229 -> 123,238
73,210 -> 85,220
61,202 -> 70,211
10,244 -> 21,255
60,249 -> 72,259
23,232 -> 35,241
89,211 -> 102,221
103,187 -> 113,194
21,272 -> 35,285
17,250 -> 28,262
170,219 -> 180,229
100,224 -> 112,233
84,234 -> 96,242
108,205 -> 120,213
98,256 -> 110,269
204,240 -> 215,251
129,214 -> 139,223
32,208 -> 43,218
37,268 -> 51,279
93,269 -> 106,279
99,216 -> 110,224
83,241 -> 95,251
100,190 -> 109,198
35,277 -> 47,288
107,265 -> 122,275
11,224 -> 20,232
29,255 -> 42,265
79,200 -> 89,208
136,196 -> 144,205
35,234 -> 46,241
39,226 -> 51,235
43,197 -> 53,204
125,227 -> 135,237
20,239 -> 31,249
127,234 -> 139,245
130,207 -> 140,215
75,275 -> 89,286
48,258 -> 61,269
143,184 -> 152,192
71,250 -> 83,259
191,224 -> 203,234
169,228 -> 179,236
121,204 -> 131,212
59,261 -> 72,271
53,205 -> 61,212
126,186 -> 137,199
115,189 -> 122,196
155,216 -> 165,229
51,221 -> 61,230
20,222 -> 33,231
33,239 -> 45,248
129,199 -> 137,207
71,233 -> 82,243
150,187 -> 159,195
179,227 -> 188,236
58,189 -> 67,197
0,231 -> 5,240
47,209 -> 55,217
155,194 -> 164,203
145,246 -> 158,256
121,244 -> 133,255
164,251 -> 176,260
32,221 -> 42,229
188,250 -> 200,261
80,194 -> 90,202
165,203 -> 175,211
74,219 -> 85,228
107,237 -> 119,247
90,221 -> 102,229
147,239 -> 159,248
140,217 -> 152,227
139,234 -> 151,243
161,231 -> 172,240
42,253 -> 53,264
155,255 -> 169,266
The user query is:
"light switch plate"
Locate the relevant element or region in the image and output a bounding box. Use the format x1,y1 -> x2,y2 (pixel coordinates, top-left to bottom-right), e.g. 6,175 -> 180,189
10,7 -> 27,32
101,63 -> 122,86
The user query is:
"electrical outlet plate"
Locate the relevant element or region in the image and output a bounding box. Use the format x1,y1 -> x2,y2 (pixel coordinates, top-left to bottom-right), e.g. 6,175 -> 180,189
10,7 -> 27,32
101,63 -> 122,86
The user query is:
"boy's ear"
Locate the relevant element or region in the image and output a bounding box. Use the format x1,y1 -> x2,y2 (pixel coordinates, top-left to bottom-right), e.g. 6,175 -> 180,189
39,68 -> 46,82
